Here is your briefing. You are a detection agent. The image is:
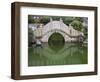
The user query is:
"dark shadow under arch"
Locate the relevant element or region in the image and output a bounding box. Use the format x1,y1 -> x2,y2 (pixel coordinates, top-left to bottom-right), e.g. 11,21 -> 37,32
48,32 -> 65,51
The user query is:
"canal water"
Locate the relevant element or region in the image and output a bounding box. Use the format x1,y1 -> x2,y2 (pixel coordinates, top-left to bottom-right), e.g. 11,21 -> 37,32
28,42 -> 88,66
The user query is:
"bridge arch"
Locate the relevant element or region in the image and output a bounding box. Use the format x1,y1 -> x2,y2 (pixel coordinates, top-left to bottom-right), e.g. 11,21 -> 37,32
41,29 -> 74,42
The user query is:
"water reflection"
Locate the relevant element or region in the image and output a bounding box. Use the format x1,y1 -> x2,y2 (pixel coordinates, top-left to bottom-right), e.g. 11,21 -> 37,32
28,43 -> 87,66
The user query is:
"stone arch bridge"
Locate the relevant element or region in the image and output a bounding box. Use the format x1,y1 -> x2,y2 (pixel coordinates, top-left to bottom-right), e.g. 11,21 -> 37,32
30,18 -> 83,43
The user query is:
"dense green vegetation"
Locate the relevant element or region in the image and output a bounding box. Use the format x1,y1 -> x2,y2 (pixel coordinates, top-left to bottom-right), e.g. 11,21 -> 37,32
28,15 -> 87,32
28,15 -> 75,25
71,20 -> 83,31
28,27 -> 34,47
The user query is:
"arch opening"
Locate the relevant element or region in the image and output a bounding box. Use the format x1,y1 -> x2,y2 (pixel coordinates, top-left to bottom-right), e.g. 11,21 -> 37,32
48,32 -> 65,51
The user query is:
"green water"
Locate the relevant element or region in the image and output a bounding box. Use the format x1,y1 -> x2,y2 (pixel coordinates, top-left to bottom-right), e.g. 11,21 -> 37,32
28,42 -> 88,66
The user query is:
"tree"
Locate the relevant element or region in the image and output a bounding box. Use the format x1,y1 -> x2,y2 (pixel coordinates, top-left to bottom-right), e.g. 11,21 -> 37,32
40,16 -> 50,25
28,15 -> 35,23
82,27 -> 88,40
52,16 -> 60,21
71,19 -> 88,41
62,17 -> 74,26
28,28 -> 34,47
71,20 -> 83,31
74,17 -> 83,22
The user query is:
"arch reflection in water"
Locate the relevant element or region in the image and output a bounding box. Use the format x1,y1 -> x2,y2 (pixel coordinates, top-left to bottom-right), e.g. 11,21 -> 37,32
28,42 -> 87,66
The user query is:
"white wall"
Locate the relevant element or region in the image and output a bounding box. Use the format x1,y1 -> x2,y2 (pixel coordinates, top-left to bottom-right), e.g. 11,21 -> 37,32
0,0 -> 100,82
